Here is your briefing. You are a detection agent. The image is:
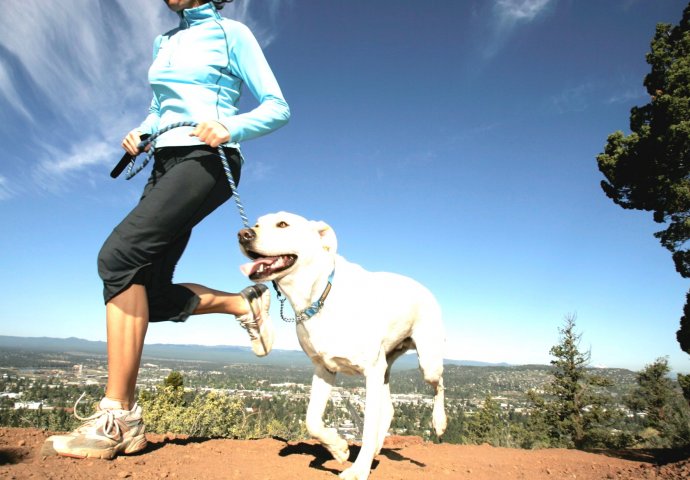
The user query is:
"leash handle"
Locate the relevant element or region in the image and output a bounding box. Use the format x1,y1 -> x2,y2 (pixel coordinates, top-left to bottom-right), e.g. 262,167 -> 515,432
110,134 -> 150,178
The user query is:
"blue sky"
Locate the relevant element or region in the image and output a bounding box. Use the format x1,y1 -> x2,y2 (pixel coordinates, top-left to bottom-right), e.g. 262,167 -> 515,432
1,0 -> 689,373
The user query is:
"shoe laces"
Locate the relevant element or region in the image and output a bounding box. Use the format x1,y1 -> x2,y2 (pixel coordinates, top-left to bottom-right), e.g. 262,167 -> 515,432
237,314 -> 259,340
72,392 -> 122,440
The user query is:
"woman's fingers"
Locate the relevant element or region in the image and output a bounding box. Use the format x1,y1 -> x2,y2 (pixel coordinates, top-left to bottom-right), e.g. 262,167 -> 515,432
121,130 -> 143,156
190,121 -> 230,148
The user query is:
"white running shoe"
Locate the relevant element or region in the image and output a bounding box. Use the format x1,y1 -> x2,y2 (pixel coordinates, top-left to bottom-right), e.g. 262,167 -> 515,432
236,284 -> 274,356
45,395 -> 147,460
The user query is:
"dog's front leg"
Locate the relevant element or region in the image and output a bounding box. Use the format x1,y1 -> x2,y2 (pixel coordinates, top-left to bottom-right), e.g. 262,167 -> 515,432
340,355 -> 387,480
306,365 -> 349,464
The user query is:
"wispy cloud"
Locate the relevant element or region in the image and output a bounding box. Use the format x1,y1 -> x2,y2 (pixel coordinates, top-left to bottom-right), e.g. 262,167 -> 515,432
0,55 -> 33,123
551,82 -> 595,114
32,140 -> 120,194
495,0 -> 553,22
0,0 -> 288,199
606,86 -> 647,105
550,79 -> 648,114
229,0 -> 293,47
482,0 -> 556,59
0,175 -> 15,201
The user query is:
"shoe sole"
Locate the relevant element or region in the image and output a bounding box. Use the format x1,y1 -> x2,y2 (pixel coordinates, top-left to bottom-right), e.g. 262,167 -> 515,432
53,434 -> 147,460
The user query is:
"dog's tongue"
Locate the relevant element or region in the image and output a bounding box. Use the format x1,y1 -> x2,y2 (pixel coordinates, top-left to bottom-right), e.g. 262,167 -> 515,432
239,257 -> 274,277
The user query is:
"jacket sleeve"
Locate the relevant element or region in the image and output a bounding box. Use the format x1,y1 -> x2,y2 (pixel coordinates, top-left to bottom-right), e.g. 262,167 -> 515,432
219,22 -> 290,143
137,36 -> 163,135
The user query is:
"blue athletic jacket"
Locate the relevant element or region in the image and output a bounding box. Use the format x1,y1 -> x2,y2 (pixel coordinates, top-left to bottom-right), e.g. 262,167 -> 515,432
138,2 -> 290,150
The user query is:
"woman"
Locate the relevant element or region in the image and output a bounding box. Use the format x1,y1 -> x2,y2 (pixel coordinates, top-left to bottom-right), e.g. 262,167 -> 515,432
47,0 -> 290,459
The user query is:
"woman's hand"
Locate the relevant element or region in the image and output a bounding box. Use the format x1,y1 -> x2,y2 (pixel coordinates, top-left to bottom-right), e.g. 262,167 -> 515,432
190,120 -> 230,148
121,129 -> 147,156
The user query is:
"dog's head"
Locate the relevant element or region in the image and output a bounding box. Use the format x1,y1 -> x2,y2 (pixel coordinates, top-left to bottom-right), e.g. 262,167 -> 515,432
238,211 -> 337,282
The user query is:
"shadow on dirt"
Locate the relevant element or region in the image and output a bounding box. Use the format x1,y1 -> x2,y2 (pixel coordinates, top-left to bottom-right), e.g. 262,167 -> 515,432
592,446 -> 690,466
142,435 -> 210,455
278,440 -> 425,474
0,447 -> 26,465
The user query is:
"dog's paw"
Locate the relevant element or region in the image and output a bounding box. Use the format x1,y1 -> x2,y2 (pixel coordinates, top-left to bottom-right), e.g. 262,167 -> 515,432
327,437 -> 350,464
433,404 -> 448,437
339,464 -> 370,480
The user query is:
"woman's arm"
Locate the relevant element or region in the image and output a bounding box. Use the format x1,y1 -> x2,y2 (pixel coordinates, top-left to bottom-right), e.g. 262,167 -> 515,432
218,22 -> 290,143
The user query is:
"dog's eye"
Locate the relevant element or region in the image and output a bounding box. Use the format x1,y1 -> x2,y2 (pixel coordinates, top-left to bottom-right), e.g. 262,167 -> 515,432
277,221 -> 289,228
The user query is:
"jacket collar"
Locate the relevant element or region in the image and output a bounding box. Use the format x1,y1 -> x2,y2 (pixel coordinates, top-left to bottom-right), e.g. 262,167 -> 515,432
178,2 -> 221,28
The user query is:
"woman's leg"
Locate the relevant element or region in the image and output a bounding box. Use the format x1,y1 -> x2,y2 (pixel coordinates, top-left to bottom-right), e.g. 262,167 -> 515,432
105,284 -> 149,410
46,282 -> 149,458
102,281 -> 253,410
182,282 -> 274,357
47,148 -> 251,458
180,283 -> 249,315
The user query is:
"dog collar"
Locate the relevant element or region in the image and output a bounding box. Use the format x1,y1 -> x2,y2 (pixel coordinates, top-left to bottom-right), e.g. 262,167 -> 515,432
273,269 -> 335,323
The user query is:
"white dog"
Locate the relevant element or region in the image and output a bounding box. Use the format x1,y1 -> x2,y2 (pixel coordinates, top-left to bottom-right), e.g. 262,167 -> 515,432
238,212 -> 447,480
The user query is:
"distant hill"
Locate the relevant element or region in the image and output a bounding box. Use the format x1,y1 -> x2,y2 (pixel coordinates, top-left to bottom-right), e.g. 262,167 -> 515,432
0,335 -> 513,370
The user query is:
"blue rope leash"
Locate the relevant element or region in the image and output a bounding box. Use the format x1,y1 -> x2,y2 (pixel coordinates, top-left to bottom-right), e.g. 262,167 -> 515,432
125,121 -> 249,228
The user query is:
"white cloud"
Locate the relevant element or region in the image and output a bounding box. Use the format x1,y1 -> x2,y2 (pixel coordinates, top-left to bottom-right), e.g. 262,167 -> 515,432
495,0 -> 553,23
227,0 -> 285,41
0,58 -> 33,123
38,141 -> 115,175
0,0 -> 287,196
551,82 -> 594,113
32,140 -> 121,194
0,175 -> 15,201
550,79 -> 648,114
606,86 -> 647,105
482,0 -> 556,59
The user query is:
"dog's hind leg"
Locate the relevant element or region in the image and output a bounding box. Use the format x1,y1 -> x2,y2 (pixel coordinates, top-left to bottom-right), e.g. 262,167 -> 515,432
412,312 -> 447,437
306,365 -> 349,464
430,376 -> 447,437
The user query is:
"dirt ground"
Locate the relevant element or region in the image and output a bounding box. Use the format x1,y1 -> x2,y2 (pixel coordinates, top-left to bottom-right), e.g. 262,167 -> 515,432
1,428 -> 690,480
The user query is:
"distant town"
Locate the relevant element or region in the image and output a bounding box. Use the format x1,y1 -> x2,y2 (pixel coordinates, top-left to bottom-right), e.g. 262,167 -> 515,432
0,334 -> 646,445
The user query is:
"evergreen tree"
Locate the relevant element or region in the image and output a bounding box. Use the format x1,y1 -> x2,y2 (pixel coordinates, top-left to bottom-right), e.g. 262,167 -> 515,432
464,395 -> 512,447
625,357 -> 690,447
164,371 -> 184,389
678,373 -> 690,405
596,3 -> 690,356
528,315 -> 620,449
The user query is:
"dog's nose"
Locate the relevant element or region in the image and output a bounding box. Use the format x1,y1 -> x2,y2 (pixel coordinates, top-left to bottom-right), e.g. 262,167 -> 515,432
238,228 -> 256,244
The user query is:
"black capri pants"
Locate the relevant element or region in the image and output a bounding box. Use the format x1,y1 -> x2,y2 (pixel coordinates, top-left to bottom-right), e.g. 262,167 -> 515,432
98,145 -> 241,323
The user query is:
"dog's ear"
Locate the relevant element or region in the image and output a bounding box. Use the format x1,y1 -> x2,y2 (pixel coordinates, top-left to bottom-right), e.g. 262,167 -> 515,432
313,221 -> 337,254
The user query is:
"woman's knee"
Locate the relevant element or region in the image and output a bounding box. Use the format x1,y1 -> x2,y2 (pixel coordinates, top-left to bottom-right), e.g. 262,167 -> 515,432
97,231 -> 146,286
97,234 -> 119,280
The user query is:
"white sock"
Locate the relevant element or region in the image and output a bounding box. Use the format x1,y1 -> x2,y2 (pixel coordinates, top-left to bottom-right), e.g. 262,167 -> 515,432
99,397 -> 126,410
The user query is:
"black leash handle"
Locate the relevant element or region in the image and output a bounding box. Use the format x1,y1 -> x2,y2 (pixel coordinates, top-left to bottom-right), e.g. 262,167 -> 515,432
110,134 -> 150,179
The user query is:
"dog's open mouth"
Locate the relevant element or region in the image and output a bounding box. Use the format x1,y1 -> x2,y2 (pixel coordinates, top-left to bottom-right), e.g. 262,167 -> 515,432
240,252 -> 297,280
